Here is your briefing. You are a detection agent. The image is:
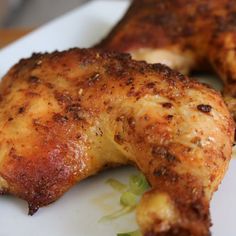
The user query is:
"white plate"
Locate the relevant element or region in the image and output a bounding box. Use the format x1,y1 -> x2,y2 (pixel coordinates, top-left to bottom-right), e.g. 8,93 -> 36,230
0,1 -> 235,235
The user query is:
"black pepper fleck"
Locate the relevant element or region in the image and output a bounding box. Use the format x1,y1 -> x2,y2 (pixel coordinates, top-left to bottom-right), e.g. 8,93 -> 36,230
18,107 -> 25,114
197,104 -> 212,113
126,78 -> 133,85
28,76 -> 40,84
146,82 -> 155,89
88,73 -> 101,86
127,117 -> 136,129
162,102 -> 173,108
152,145 -> 177,162
114,134 -> 123,144
166,115 -> 173,121
53,114 -> 68,124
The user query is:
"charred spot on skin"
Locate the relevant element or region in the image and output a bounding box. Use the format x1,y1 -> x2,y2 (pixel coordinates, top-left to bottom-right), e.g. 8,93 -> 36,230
127,86 -> 135,97
144,115 -> 150,121
135,91 -> 142,101
197,104 -> 212,113
28,203 -> 39,216
166,115 -> 173,121
191,137 -> 202,147
114,133 -> 124,144
9,147 -> 22,161
126,77 -> 133,85
98,128 -> 103,136
28,76 -> 41,84
116,115 -> 125,122
154,167 -> 179,182
151,145 -> 178,162
156,64 -> 178,79
8,117 -> 13,121
105,62 -> 128,78
32,119 -> 49,130
103,101 -> 110,106
146,82 -> 155,89
66,103 -> 81,113
154,166 -> 168,177
66,103 -> 85,121
127,117 -> 136,129
54,91 -> 72,105
176,73 -> 185,81
88,72 -> 101,86
100,84 -> 107,91
106,106 -> 113,113
95,128 -> 103,137
162,102 -> 173,108
190,200 -> 208,220
18,107 -> 25,114
45,83 -> 54,89
53,113 -> 68,124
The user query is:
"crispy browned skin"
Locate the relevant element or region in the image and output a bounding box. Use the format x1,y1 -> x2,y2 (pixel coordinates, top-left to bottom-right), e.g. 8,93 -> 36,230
97,0 -> 236,121
0,49 -> 234,236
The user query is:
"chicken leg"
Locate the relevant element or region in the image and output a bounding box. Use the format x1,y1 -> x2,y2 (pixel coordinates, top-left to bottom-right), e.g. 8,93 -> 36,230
97,0 -> 236,121
0,49 -> 233,235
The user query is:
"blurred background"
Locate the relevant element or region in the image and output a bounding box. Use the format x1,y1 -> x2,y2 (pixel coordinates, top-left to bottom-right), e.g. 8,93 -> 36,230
0,0 -> 90,27
0,0 -> 93,48
0,0 -> 129,49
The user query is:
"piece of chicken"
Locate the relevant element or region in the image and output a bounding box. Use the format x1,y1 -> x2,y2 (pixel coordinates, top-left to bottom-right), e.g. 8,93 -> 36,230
97,0 -> 236,121
0,49 -> 234,236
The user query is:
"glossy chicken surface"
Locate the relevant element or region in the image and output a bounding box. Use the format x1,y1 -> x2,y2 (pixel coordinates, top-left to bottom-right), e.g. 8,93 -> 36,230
0,49 -> 234,236
97,0 -> 236,121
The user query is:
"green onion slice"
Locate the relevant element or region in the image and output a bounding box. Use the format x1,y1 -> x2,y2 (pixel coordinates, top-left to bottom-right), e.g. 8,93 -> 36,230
129,174 -> 150,195
98,206 -> 135,223
117,230 -> 142,236
106,178 -> 127,193
120,191 -> 138,207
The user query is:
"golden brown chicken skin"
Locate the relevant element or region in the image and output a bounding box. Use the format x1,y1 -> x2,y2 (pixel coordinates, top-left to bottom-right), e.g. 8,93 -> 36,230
97,0 -> 236,121
0,49 -> 234,236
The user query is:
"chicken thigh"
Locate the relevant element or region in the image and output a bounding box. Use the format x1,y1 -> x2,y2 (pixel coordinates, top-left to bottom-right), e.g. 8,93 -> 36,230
97,0 -> 236,121
0,49 -> 233,236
